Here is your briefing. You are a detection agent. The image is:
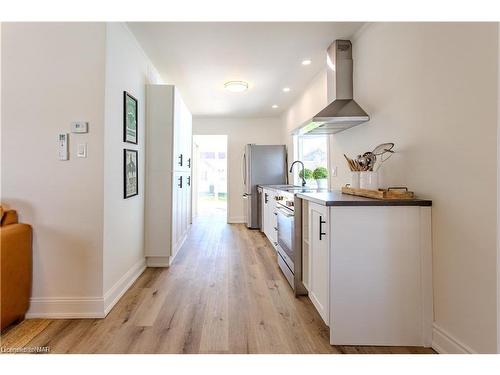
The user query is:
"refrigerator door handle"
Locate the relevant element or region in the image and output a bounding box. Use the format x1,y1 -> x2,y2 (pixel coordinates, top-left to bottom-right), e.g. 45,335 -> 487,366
242,152 -> 246,187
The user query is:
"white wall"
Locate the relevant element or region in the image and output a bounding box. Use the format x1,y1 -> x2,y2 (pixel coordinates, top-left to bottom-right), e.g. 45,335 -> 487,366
282,70 -> 327,181
1,23 -> 106,309
102,23 -> 162,303
193,117 -> 283,223
282,22 -> 499,353
1,22 -> 164,317
497,24 -> 500,355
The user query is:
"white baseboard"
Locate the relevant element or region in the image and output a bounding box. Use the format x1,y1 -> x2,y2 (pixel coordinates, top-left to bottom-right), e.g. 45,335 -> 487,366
432,323 -> 476,354
26,297 -> 105,319
146,225 -> 191,267
228,216 -> 245,224
103,258 -> 146,316
146,256 -> 171,267
26,259 -> 146,319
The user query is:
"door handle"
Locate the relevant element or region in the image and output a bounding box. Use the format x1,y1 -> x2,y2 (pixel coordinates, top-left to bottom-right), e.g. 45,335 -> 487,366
187,176 -> 191,186
319,216 -> 326,240
242,153 -> 246,185
187,158 -> 191,168
178,176 -> 183,188
178,154 -> 183,166
265,193 -> 268,203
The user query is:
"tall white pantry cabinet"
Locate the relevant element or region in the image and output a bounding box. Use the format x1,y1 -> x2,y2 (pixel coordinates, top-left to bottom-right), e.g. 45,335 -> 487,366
145,85 -> 192,267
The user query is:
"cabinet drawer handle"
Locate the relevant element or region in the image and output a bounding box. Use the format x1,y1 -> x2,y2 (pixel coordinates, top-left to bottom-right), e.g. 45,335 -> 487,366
264,193 -> 268,203
273,227 -> 278,231
178,176 -> 183,188
187,176 -> 191,186
319,216 -> 326,240
187,158 -> 191,168
178,154 -> 183,166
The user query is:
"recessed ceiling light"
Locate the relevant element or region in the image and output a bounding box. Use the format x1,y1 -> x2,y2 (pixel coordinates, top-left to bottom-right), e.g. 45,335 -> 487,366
302,59 -> 312,66
282,87 -> 291,93
272,104 -> 279,109
224,81 -> 249,93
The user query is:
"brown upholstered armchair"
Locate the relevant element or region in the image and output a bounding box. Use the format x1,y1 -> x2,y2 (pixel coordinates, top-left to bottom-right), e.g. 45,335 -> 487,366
1,205 -> 32,331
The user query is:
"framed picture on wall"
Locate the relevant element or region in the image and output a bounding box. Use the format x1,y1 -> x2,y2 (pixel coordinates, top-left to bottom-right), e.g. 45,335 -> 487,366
123,91 -> 138,144
124,149 -> 138,199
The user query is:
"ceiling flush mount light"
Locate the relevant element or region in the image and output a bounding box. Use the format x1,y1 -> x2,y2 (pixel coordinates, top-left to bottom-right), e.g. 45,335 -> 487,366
302,59 -> 312,66
272,104 -> 279,109
282,87 -> 291,93
224,80 -> 248,93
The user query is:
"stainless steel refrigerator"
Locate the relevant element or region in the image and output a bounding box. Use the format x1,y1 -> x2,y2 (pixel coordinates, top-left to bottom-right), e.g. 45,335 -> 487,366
242,144 -> 288,229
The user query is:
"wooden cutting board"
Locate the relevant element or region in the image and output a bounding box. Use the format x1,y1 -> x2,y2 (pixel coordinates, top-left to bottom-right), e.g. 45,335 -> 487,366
341,186 -> 415,200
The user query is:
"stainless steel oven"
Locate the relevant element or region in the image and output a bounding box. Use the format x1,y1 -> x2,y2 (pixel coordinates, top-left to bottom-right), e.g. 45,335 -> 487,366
275,193 -> 295,287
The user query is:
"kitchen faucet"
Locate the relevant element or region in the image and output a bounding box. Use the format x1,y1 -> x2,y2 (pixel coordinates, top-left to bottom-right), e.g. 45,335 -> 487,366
289,160 -> 306,187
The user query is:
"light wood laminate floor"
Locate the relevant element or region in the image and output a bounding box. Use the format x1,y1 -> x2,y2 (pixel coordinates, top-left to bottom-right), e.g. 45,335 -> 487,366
1,212 -> 435,354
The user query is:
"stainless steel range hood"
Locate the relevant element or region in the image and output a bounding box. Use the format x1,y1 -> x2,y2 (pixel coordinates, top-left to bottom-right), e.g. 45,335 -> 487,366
295,40 -> 369,135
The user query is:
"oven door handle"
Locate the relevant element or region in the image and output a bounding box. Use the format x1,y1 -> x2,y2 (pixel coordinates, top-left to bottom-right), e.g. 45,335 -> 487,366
276,206 -> 294,218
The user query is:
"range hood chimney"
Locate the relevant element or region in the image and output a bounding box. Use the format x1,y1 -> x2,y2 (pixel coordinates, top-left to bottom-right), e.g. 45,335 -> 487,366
295,40 -> 369,135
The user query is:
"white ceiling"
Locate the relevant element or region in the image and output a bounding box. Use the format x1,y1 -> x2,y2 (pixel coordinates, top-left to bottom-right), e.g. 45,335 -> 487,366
128,22 -> 364,118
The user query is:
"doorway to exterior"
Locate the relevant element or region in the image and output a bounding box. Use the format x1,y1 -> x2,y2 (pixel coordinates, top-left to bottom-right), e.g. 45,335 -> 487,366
192,135 -> 228,220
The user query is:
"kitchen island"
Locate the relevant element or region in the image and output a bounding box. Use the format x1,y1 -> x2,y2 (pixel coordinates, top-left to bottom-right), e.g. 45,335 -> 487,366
295,190 -> 433,347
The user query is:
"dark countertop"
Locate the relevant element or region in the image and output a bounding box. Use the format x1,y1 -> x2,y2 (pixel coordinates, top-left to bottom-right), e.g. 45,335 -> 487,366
296,190 -> 432,207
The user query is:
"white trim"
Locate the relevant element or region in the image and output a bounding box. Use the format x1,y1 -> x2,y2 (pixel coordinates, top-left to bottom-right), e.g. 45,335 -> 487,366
103,258 -> 146,315
223,135 -> 230,224
26,259 -> 146,319
497,22 -> 500,355
432,323 -> 476,354
173,230 -> 189,257
420,207 -> 433,347
146,256 -> 171,267
26,297 -> 105,319
228,216 -> 245,224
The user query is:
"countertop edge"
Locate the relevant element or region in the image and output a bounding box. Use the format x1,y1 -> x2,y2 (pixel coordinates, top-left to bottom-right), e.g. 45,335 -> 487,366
296,192 -> 432,207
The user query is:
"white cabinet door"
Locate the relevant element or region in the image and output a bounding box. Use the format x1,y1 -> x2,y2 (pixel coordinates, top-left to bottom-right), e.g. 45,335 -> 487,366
263,189 -> 272,239
186,172 -> 192,226
172,171 -> 183,256
184,104 -> 192,172
308,202 -> 329,325
173,89 -> 183,172
183,171 -> 191,233
268,193 -> 278,248
260,189 -> 266,234
261,189 -> 278,249
174,91 -> 192,173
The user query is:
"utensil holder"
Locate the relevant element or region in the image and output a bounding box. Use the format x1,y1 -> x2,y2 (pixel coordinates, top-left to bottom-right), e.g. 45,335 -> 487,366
351,172 -> 360,188
360,171 -> 378,190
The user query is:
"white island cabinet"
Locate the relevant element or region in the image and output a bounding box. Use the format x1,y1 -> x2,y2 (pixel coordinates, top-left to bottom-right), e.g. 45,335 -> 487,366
299,191 -> 433,347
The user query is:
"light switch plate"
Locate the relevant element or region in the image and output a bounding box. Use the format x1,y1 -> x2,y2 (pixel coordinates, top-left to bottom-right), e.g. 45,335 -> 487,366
331,166 -> 337,177
77,143 -> 87,158
71,121 -> 88,133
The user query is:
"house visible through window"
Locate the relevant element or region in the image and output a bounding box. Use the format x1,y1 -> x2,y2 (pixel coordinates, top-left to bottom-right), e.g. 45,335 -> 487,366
294,135 -> 328,184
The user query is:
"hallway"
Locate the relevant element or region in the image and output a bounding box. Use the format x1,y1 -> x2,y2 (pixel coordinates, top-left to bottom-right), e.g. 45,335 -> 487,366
1,213 -> 434,354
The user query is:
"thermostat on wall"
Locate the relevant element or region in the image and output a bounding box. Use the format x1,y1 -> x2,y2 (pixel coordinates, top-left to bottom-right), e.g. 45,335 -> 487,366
71,121 -> 88,133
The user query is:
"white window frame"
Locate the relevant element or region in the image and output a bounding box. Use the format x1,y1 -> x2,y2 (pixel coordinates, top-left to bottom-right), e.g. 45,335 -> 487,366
292,134 -> 330,188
